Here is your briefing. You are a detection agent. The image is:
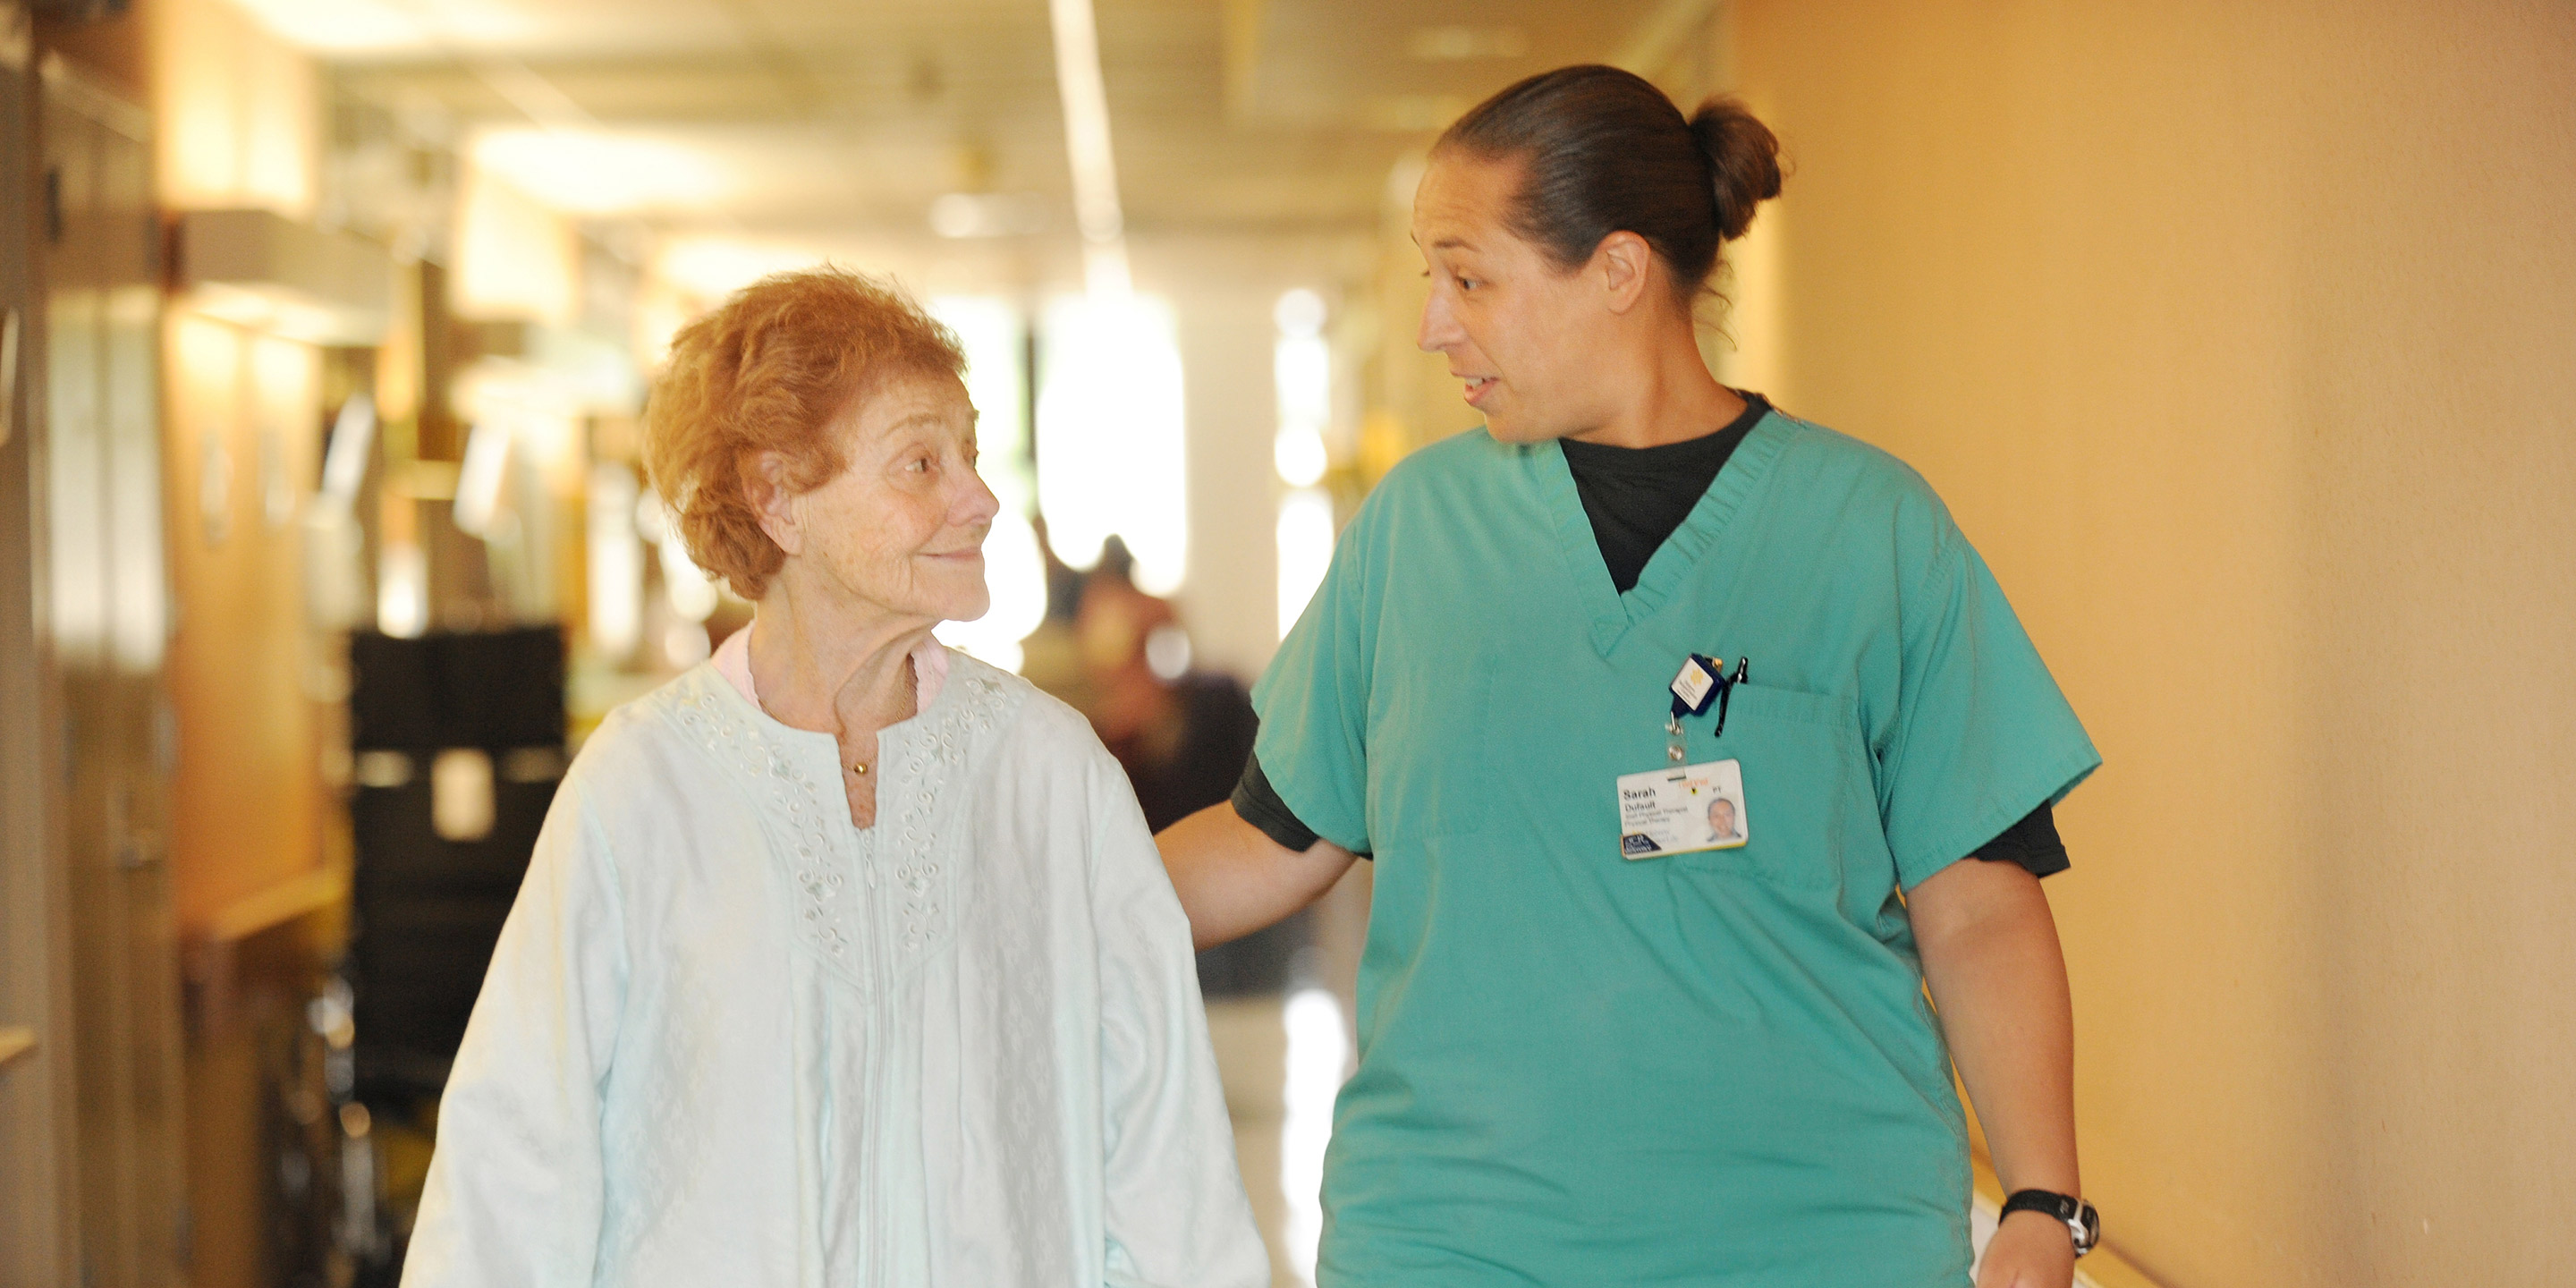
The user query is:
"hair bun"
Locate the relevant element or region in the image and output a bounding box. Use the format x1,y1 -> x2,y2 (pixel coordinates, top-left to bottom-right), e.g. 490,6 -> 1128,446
1689,97 -> 1783,242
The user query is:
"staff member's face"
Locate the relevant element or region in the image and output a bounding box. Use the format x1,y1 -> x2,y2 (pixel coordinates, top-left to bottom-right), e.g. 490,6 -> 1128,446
1411,152 -> 1621,443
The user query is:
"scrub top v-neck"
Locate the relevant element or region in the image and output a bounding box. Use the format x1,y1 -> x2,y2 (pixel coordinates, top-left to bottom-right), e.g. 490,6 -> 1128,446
1251,406 -> 2099,1287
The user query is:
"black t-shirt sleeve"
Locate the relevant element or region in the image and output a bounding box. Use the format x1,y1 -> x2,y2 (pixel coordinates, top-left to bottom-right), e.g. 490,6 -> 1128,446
1231,750 -> 1369,859
1970,804 -> 2070,877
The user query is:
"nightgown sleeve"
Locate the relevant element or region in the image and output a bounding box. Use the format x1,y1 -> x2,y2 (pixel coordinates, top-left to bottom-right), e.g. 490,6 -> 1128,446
402,777 -> 627,1288
1085,745 -> 1271,1288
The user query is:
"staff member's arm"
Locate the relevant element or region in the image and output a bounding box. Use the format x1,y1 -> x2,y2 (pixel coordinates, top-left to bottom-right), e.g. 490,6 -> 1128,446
1158,804 -> 1357,951
1910,856 -> 2080,1288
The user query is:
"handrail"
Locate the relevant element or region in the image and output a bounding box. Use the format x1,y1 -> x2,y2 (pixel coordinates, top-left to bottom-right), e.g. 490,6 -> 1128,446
200,865 -> 348,946
186,865 -> 351,1040
0,1027 -> 34,1072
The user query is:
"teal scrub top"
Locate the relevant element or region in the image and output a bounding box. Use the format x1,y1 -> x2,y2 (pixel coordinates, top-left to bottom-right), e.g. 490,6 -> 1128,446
1253,409 -> 2100,1287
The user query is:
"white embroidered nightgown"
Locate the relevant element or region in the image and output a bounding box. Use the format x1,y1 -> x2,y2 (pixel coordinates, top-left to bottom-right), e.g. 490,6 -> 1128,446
402,645 -> 1268,1288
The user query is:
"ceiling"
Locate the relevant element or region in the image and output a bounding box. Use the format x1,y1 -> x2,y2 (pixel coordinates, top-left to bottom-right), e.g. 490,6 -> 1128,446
258,0 -> 1714,244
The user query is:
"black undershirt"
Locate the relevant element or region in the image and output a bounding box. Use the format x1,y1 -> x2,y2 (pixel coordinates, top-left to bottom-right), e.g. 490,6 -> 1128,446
1232,393 -> 2069,878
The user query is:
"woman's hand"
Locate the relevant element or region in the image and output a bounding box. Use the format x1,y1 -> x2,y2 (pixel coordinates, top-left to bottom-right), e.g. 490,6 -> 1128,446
1157,804 -> 1357,950
1979,1211 -> 2077,1288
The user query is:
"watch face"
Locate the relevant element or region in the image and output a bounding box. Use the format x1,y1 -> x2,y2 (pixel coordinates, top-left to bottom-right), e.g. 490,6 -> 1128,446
2072,1202 -> 2102,1255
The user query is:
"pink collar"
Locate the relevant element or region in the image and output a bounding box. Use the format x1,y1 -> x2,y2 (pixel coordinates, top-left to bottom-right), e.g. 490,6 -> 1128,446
712,622 -> 949,718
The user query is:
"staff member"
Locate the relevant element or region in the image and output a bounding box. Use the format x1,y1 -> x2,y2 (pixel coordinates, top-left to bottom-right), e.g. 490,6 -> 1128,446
1160,66 -> 2102,1288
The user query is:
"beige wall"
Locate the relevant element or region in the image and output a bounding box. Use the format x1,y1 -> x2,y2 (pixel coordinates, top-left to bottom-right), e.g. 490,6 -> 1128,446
1720,2 -> 2576,1283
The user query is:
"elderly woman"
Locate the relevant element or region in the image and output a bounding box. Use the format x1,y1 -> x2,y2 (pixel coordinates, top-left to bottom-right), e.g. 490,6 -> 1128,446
404,268 -> 1267,1288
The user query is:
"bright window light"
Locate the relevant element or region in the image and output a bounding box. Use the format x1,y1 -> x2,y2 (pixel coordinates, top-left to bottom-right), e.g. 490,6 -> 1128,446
1281,986 -> 1349,1286
452,165 -> 577,324
587,462 -> 644,661
1275,287 -> 1326,338
934,507 -> 1047,674
658,523 -> 719,624
930,298 -> 1044,674
929,297 -> 1032,515
1036,292 -> 1187,596
1275,426 -> 1328,489
1277,488 -> 1335,640
1274,288 -> 1338,638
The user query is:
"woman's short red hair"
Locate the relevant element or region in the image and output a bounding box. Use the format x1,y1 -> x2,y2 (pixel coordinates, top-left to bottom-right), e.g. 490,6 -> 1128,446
643,267 -> 966,599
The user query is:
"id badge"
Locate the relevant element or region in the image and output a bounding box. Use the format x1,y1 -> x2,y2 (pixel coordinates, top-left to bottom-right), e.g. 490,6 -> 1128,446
1617,759 -> 1750,860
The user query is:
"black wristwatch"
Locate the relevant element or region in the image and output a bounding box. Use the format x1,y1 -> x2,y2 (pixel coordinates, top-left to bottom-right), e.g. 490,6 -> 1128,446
1999,1189 -> 2100,1258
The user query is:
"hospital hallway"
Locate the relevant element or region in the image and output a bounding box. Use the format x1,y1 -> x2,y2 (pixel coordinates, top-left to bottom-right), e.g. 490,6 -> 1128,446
2,1 -> 2572,1285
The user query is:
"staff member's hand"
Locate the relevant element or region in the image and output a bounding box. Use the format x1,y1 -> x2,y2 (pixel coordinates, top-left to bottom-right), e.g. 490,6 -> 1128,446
1978,1211 -> 2076,1288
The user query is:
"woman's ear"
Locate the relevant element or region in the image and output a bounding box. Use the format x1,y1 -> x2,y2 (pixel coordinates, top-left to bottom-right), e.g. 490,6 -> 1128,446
744,452 -> 805,557
1594,230 -> 1655,316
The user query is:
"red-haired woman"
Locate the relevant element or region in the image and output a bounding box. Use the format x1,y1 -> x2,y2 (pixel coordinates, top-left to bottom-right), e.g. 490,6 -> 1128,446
405,268 -> 1266,1288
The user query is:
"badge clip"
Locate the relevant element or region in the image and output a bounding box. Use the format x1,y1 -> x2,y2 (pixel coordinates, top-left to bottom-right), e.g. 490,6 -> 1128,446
1668,654 -> 1734,761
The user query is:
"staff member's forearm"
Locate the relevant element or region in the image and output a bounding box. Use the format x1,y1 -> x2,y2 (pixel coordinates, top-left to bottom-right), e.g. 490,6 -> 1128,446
1910,858 -> 2080,1199
1157,804 -> 1358,951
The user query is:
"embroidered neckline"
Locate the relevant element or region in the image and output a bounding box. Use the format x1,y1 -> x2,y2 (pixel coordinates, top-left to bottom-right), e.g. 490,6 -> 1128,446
657,656 -> 1021,993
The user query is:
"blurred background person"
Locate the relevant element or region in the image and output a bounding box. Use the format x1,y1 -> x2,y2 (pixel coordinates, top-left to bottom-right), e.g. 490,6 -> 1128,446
1053,538 -> 1313,1287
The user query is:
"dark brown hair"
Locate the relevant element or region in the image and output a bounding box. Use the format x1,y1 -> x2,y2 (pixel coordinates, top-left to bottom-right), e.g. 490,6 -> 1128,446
643,267 -> 965,599
1436,65 -> 1783,302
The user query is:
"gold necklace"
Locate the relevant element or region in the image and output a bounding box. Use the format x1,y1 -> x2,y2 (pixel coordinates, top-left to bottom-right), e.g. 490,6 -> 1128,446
760,663 -> 911,779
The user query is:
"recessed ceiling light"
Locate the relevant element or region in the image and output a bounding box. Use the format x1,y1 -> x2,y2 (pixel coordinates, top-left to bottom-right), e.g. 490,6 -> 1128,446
470,129 -> 728,216
1361,94 -> 1474,132
1405,26 -> 1530,62
928,193 -> 1047,240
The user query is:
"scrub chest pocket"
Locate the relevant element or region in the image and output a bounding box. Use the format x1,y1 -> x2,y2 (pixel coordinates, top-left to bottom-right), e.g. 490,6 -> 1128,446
1672,682 -> 1882,894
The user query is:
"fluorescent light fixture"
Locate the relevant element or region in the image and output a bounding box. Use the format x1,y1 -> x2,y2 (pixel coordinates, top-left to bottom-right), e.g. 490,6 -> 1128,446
469,127 -> 728,216
452,167 -> 577,324
225,0 -> 432,55
928,192 -> 1046,239
451,419 -> 513,537
318,393 -> 377,515
650,236 -> 818,305
1404,25 -> 1530,61
1047,0 -> 1131,294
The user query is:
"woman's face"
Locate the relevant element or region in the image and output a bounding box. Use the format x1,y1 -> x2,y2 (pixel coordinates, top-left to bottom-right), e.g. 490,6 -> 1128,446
1411,151 -> 1616,442
777,369 -> 998,623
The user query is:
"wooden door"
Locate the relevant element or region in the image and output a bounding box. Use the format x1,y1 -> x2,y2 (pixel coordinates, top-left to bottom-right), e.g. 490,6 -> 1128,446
0,6 -> 86,1284
41,58 -> 185,1288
